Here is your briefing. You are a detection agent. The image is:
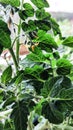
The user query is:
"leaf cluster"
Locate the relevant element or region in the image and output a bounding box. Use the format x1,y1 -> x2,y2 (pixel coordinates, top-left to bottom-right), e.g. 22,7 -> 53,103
0,0 -> 73,130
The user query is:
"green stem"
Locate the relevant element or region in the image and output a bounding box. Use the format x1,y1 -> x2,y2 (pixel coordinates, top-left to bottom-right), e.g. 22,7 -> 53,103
9,47 -> 18,72
47,96 -> 73,102
16,0 -> 24,63
16,21 -> 21,63
12,36 -> 20,48
49,59 -> 54,77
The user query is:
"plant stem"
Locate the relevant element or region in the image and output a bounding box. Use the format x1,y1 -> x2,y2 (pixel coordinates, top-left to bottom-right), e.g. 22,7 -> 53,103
49,59 -> 55,77
9,47 -> 18,72
12,36 -> 20,48
16,0 -> 24,63
16,21 -> 21,63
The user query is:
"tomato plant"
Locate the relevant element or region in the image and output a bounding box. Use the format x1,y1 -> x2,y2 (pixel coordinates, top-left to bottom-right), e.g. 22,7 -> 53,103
0,0 -> 73,130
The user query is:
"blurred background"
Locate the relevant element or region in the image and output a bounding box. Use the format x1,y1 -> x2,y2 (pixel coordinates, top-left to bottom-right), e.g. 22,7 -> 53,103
48,0 -> 73,37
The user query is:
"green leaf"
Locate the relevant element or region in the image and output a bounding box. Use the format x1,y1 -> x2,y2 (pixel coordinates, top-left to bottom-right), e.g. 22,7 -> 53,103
24,9 -> 34,17
23,3 -> 34,12
28,79 -> 44,94
41,76 -> 72,99
50,18 -> 62,38
19,7 -> 34,20
37,30 -> 46,37
0,30 -> 11,48
59,88 -> 73,100
28,20 -> 36,31
0,20 -> 11,48
24,65 -> 43,82
54,100 -> 68,114
42,101 -> 63,124
30,0 -> 49,8
37,31 -> 57,47
55,100 -> 73,122
0,20 -> 11,35
56,58 -> 72,75
33,30 -> 58,50
53,51 -> 60,60
22,22 -> 28,31
41,76 -> 61,98
27,47 -> 46,63
10,100 -> 29,130
40,68 -> 52,80
0,0 -> 20,7
22,20 -> 36,32
1,66 -> 12,85
24,65 -> 43,77
49,76 -> 73,98
36,9 -> 51,20
57,67 -> 71,76
62,36 -> 73,47
61,76 -> 72,89
15,73 -> 24,86
35,20 -> 51,31
27,53 -> 43,63
49,76 -> 73,100
19,3 -> 34,20
54,100 -> 73,113
57,58 -> 72,67
49,77 -> 63,97
19,10 -> 28,20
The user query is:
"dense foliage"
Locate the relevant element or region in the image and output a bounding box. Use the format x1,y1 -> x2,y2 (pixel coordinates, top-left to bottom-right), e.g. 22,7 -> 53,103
0,0 -> 73,130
